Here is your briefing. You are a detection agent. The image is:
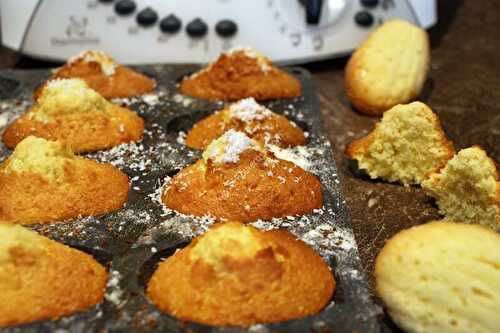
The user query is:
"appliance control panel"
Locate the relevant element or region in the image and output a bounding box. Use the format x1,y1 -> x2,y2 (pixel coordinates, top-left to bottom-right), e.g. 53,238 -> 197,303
0,0 -> 436,64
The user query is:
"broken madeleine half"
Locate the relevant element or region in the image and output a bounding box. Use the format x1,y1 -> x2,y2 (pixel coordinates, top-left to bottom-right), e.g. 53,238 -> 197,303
422,146 -> 500,230
0,136 -> 129,224
346,102 -> 454,186
3,78 -> 144,153
180,46 -> 301,101
185,97 -> 306,149
147,221 -> 335,326
163,130 -> 322,222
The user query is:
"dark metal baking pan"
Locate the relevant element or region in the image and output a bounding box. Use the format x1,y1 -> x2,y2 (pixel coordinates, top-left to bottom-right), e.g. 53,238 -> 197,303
0,65 -> 380,333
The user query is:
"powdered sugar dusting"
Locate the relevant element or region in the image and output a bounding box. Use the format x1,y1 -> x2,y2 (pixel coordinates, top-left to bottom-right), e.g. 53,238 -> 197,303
268,144 -> 312,171
0,112 -> 9,129
249,207 -> 356,260
176,131 -> 186,144
203,130 -> 254,164
105,270 -> 124,307
229,97 -> 272,122
87,124 -> 196,174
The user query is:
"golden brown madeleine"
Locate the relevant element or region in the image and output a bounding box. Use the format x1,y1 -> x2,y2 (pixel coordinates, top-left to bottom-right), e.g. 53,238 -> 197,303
345,102 -> 454,186
422,146 -> 500,230
147,222 -> 335,326
345,19 -> 430,116
35,50 -> 155,99
375,221 -> 500,333
163,130 -> 322,222
180,46 -> 301,101
0,136 -> 129,225
3,78 -> 144,153
186,98 -> 306,149
0,223 -> 107,327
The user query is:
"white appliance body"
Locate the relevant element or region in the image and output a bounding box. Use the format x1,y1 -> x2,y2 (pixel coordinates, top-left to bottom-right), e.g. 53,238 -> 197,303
0,0 -> 437,64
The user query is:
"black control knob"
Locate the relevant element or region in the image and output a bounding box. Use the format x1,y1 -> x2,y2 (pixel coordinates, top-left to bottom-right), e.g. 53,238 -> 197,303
354,11 -> 374,27
136,7 -> 158,27
186,18 -> 208,37
360,0 -> 379,8
215,19 -> 238,37
299,0 -> 323,25
160,14 -> 182,33
115,0 -> 136,16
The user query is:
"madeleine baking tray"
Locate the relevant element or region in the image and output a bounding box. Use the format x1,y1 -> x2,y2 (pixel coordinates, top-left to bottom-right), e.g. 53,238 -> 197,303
0,65 -> 381,333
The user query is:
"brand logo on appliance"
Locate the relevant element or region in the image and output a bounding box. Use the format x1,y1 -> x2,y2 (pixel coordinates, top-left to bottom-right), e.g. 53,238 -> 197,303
51,15 -> 100,46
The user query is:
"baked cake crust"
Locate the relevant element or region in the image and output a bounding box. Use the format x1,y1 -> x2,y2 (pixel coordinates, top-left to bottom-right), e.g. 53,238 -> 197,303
0,137 -> 129,224
3,79 -> 144,153
185,98 -> 306,149
163,132 -> 322,222
35,50 -> 155,99
345,20 -> 430,116
0,223 -> 107,327
375,220 -> 500,333
147,222 -> 335,326
180,47 -> 301,101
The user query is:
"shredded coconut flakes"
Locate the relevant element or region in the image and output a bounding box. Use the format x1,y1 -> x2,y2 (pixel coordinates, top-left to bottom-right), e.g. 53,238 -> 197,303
229,98 -> 272,122
203,130 -> 254,164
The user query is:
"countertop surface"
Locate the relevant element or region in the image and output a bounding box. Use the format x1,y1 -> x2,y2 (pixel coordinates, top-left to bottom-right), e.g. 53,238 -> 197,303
1,0 -> 499,331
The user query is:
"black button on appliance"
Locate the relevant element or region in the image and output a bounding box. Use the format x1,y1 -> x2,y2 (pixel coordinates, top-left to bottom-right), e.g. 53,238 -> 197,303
354,11 -> 374,27
186,18 -> 208,37
215,19 -> 237,37
306,0 -> 323,25
115,0 -> 136,15
136,7 -> 158,26
160,14 -> 182,33
360,0 -> 379,8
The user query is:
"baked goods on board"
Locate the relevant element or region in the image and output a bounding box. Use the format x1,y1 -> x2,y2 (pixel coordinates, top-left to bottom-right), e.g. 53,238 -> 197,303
422,146 -> 500,230
345,19 -> 430,116
163,130 -> 323,222
180,46 -> 301,101
185,97 -> 306,149
345,102 -> 454,186
3,78 -> 144,153
375,220 -> 500,333
0,223 -> 107,327
147,221 -> 335,326
36,50 -> 155,99
0,136 -> 129,224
